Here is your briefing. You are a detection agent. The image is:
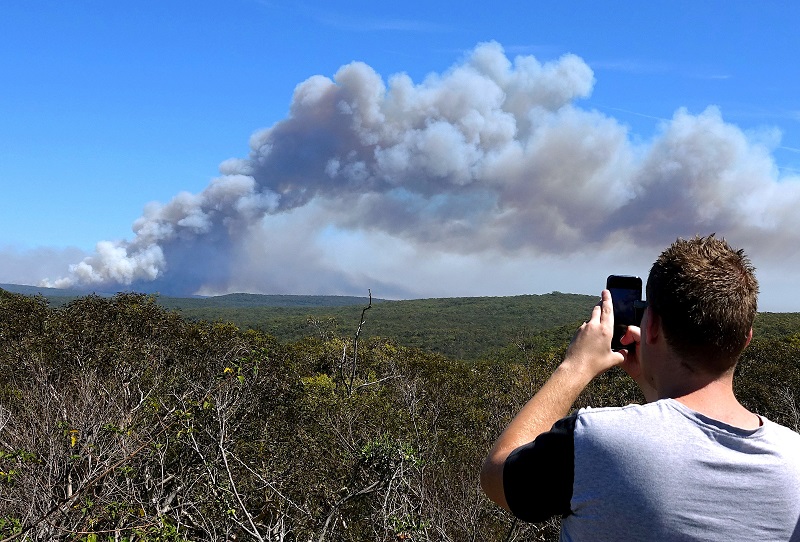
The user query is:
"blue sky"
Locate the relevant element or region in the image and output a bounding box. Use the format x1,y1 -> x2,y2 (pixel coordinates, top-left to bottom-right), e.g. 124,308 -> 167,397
2,1 -> 800,310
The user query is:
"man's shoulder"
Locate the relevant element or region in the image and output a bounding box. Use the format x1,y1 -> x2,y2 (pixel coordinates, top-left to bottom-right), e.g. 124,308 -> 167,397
575,399 -> 800,457
760,417 -> 800,448
574,399 -> 672,423
571,400 -> 678,445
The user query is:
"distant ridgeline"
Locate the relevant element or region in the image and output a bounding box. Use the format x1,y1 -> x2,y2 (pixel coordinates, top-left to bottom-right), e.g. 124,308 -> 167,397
0,283 -> 117,300
0,284 -> 378,307
2,284 -> 799,361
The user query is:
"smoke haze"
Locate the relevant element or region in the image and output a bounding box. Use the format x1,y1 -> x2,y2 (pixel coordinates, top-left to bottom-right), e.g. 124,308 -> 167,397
41,42 -> 800,305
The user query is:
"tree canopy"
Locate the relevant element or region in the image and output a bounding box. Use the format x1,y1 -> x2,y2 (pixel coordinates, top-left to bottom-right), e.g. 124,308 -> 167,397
0,289 -> 797,541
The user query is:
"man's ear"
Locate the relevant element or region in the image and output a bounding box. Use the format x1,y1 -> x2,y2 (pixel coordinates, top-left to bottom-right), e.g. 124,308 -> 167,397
744,327 -> 753,348
645,307 -> 660,345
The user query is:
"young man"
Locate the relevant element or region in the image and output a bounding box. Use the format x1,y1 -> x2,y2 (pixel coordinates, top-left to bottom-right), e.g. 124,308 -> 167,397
481,235 -> 800,541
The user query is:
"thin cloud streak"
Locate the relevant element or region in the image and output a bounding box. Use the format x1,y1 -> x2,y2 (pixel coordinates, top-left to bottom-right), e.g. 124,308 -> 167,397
591,104 -> 670,123
301,4 -> 451,33
589,58 -> 676,75
592,58 -> 731,81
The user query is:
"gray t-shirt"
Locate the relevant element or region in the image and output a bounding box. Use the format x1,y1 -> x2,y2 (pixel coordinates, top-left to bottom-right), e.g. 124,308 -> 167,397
504,399 -> 800,541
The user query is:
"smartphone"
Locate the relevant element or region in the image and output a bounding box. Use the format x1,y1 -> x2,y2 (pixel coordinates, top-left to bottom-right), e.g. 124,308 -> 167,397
606,275 -> 643,351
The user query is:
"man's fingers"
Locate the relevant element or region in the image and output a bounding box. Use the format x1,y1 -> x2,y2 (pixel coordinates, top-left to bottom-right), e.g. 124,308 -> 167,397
589,303 -> 602,323
599,290 -> 615,332
590,290 -> 613,322
601,290 -> 614,317
621,325 -> 641,346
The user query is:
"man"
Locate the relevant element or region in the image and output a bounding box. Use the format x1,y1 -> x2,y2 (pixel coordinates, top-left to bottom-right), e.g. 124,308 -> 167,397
481,235 -> 800,541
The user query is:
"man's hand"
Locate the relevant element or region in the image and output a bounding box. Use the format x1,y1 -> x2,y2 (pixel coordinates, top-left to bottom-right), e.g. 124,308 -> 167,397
562,289 -> 624,377
620,325 -> 658,402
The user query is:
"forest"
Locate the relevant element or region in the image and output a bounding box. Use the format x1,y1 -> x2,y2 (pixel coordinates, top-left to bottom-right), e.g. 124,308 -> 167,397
0,288 -> 799,541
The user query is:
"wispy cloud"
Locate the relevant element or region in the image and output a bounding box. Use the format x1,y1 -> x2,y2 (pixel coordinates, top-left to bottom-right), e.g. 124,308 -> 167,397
300,3 -> 451,33
590,58 -> 730,81
589,58 -> 674,75
250,0 -> 451,33
722,105 -> 800,125
590,104 -> 670,123
502,44 -> 564,58
698,73 -> 732,80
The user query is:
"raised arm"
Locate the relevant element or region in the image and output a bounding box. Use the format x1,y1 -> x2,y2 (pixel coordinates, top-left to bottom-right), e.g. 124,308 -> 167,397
480,290 -> 624,509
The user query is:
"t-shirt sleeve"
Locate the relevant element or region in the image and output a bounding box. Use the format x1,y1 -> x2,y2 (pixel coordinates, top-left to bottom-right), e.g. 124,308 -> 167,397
502,413 -> 576,523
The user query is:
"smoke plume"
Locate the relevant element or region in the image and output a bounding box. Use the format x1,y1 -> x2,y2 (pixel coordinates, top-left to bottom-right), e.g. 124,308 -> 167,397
48,41 -> 800,299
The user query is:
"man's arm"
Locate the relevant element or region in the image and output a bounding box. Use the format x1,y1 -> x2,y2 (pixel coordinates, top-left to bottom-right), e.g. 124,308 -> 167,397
480,290 -> 624,510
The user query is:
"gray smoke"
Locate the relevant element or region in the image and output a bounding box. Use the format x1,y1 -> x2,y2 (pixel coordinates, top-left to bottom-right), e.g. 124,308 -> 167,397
47,41 -> 800,297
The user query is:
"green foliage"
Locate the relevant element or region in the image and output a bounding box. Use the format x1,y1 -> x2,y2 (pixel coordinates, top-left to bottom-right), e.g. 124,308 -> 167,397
0,287 -> 797,542
735,338 -> 800,430
753,312 -> 800,342
169,291 -> 597,361
0,515 -> 22,537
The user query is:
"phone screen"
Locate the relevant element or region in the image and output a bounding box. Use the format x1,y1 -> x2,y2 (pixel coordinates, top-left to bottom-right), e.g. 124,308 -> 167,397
606,275 -> 642,350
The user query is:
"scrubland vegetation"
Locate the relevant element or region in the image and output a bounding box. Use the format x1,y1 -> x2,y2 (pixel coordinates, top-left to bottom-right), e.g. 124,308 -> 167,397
0,289 -> 798,541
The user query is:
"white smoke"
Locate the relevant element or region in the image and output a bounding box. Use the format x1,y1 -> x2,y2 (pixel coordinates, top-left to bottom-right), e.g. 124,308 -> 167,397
47,41 -> 800,301
0,245 -> 88,287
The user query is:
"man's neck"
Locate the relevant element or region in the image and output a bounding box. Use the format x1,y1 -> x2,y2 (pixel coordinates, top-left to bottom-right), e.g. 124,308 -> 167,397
665,376 -> 761,430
